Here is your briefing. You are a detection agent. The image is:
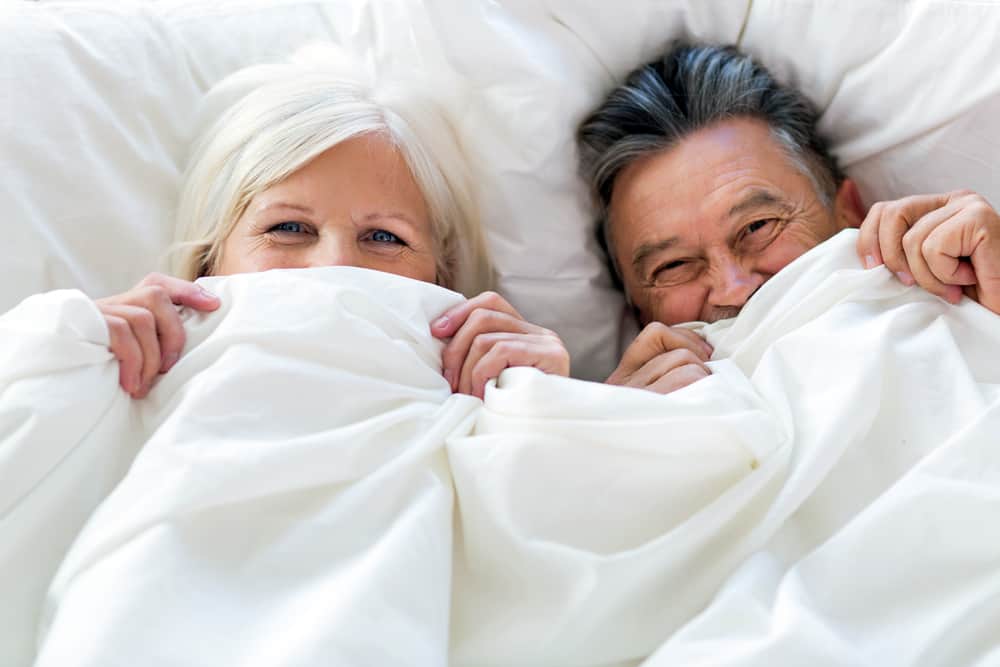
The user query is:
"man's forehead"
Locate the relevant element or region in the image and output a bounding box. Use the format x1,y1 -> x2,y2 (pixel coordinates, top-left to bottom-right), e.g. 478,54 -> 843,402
609,119 -> 807,243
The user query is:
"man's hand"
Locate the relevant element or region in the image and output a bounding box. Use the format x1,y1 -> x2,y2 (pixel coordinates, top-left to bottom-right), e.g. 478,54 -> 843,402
431,291 -> 570,399
857,190 -> 1000,315
95,273 -> 221,398
607,322 -> 713,394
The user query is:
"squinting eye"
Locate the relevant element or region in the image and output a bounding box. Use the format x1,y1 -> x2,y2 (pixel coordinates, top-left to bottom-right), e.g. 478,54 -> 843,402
747,219 -> 775,234
650,258 -> 700,286
269,222 -> 304,233
739,218 -> 784,252
659,260 -> 687,273
370,229 -> 404,244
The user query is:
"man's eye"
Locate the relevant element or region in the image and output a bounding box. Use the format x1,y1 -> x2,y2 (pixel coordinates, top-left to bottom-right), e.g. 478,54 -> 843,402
739,218 -> 784,252
368,229 -> 405,245
658,259 -> 687,273
268,222 -> 305,234
650,259 -> 699,285
747,218 -> 776,234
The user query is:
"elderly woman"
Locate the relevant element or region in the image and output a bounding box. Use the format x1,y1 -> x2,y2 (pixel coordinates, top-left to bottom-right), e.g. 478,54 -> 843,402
94,59 -> 569,400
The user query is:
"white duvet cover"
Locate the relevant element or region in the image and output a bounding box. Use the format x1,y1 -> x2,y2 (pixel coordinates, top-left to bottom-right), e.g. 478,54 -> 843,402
3,231 -> 999,666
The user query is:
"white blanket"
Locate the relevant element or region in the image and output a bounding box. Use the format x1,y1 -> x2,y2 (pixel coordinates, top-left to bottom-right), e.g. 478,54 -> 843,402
3,231 -> 999,666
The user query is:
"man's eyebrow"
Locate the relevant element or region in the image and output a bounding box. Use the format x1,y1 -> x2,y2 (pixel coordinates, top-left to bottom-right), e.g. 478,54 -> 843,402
727,190 -> 793,218
631,236 -> 680,273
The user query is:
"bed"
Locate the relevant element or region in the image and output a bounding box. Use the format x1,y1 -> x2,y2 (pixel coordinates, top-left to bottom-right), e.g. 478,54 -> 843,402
2,1 -> 1000,665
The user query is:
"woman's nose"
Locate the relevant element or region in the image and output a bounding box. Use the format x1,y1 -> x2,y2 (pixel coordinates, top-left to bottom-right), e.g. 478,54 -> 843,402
307,239 -> 362,269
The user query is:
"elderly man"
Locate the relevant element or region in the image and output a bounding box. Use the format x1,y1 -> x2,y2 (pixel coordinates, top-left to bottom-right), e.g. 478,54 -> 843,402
578,42 -> 1000,394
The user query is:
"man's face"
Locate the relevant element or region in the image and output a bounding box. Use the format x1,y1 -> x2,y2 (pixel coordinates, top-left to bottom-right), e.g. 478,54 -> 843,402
608,117 -> 857,326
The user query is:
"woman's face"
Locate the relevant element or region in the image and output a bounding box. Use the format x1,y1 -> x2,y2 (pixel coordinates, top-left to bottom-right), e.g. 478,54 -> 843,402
216,134 -> 438,283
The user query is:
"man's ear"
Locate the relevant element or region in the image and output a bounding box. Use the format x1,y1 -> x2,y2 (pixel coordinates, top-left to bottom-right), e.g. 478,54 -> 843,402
833,178 -> 865,229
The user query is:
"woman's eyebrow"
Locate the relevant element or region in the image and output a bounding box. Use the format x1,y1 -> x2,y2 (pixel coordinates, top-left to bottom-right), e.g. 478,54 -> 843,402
355,211 -> 420,227
257,201 -> 315,215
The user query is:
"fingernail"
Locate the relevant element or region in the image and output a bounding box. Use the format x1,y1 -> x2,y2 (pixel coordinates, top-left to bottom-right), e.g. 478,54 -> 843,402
864,255 -> 877,269
197,285 -> 218,300
432,315 -> 449,329
895,271 -> 914,286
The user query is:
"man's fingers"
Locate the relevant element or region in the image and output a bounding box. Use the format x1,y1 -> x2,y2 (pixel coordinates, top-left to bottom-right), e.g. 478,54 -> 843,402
431,291 -> 521,339
140,272 -> 220,311
647,364 -> 711,395
867,193 -> 964,285
856,201 -> 884,268
671,327 -> 714,359
627,348 -> 710,388
924,199 -> 1000,313
876,201 -> 915,286
612,322 -> 711,382
902,203 -> 968,304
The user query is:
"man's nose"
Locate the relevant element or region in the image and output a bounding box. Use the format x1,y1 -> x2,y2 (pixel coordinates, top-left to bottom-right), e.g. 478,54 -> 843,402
708,259 -> 765,308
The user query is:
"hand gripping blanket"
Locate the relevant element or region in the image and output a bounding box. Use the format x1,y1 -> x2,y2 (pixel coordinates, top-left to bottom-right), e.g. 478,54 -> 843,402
2,231 -> 998,667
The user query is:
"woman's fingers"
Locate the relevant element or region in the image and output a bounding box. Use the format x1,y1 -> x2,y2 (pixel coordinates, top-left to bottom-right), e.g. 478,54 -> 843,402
445,311 -> 547,389
133,285 -> 191,372
99,304 -> 162,397
103,311 -> 146,396
95,273 -> 220,397
462,333 -> 570,399
431,291 -> 521,339
434,292 -> 539,390
139,272 -> 221,312
434,291 -> 570,397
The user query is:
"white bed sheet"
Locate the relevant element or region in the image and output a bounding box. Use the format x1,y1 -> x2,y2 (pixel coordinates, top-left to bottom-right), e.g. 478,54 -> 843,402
3,231 -> 999,666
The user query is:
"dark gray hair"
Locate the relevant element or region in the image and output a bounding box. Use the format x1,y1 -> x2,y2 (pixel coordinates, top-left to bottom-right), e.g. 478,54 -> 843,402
578,43 -> 843,282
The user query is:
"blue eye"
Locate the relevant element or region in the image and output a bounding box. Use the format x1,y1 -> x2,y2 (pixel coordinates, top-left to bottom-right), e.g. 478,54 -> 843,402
370,229 -> 403,244
270,222 -> 304,233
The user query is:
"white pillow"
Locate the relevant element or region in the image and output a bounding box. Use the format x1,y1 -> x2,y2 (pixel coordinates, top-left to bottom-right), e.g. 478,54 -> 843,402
3,1 -> 999,380
741,0 -> 1000,207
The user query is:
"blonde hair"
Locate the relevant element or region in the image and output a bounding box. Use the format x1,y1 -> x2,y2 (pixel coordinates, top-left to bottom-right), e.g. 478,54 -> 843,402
171,48 -> 493,296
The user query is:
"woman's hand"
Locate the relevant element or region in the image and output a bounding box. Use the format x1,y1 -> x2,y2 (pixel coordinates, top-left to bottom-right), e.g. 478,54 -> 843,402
607,322 -> 713,394
857,190 -> 1000,315
95,273 -> 220,398
431,291 -> 570,399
